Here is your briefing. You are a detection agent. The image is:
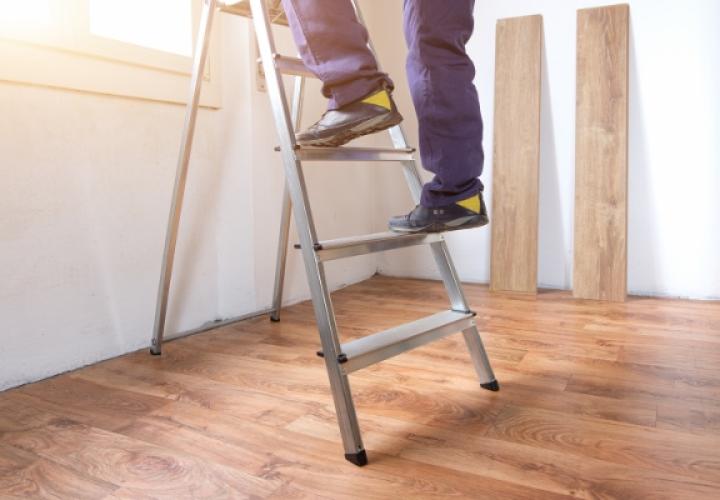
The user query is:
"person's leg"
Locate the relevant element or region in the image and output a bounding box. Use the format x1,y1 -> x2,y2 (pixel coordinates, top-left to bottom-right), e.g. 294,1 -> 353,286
280,0 -> 403,146
388,0 -> 487,233
281,0 -> 391,109
403,0 -> 484,208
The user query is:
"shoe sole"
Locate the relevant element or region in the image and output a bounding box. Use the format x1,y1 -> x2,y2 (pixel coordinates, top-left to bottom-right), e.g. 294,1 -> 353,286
297,110 -> 404,148
389,214 -> 489,234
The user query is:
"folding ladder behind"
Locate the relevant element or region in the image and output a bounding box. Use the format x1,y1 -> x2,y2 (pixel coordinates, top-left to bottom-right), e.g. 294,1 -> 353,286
150,0 -> 499,466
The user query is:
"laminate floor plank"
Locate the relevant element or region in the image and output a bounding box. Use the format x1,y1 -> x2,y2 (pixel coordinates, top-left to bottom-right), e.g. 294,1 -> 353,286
15,377 -> 170,432
518,351 -> 720,390
486,405 -> 720,484
142,402 -> 568,500
573,4 -> 630,301
1,276 -> 718,499
1,419 -> 279,499
566,372 -> 720,412
656,403 -> 720,435
286,406 -> 715,500
71,362 -> 315,428
0,442 -> 118,500
490,14 -> 543,293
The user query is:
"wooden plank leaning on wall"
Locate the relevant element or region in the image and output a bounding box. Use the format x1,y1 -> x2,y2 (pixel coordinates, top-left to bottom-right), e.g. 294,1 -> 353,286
490,15 -> 543,294
573,4 -> 630,302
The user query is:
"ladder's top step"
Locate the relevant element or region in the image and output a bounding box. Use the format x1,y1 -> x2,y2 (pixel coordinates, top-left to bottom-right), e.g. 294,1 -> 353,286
219,0 -> 288,25
339,310 -> 475,373
275,145 -> 416,162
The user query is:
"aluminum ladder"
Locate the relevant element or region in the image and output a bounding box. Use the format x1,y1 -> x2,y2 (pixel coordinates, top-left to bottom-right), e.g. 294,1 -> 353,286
150,0 -> 499,466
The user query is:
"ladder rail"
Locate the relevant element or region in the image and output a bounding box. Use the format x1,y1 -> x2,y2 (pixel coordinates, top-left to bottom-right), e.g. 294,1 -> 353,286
248,0 -> 366,459
270,75 -> 304,321
270,184 -> 292,322
151,0 -> 217,354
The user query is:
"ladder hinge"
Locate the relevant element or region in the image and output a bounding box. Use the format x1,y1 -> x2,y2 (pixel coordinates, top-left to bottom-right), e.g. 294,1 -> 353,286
316,351 -> 348,364
453,309 -> 477,317
294,243 -> 323,251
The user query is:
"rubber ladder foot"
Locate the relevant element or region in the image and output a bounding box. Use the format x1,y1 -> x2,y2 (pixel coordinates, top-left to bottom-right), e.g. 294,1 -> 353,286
344,449 -> 368,466
481,380 -> 500,392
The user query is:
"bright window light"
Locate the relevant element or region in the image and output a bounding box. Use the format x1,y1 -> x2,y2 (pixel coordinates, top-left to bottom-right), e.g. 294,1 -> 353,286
89,0 -> 193,57
0,0 -> 52,30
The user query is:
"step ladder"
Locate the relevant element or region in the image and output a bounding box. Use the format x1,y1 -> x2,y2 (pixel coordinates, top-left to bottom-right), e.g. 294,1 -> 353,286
150,0 -> 498,466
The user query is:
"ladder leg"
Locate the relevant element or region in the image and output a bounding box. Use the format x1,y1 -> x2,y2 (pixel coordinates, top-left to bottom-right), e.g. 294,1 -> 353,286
431,233 -> 498,388
270,183 -> 291,321
312,263 -> 367,464
270,76 -> 305,322
463,326 -> 499,390
249,0 -> 366,464
398,134 -> 500,389
150,0 -> 217,355
397,156 -> 498,387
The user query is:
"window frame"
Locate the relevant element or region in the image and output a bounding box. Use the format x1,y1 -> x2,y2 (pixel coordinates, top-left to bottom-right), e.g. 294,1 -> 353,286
0,0 -> 221,108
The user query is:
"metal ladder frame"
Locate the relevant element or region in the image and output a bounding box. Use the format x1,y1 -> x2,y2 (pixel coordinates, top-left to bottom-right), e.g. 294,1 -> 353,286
150,0 -> 498,466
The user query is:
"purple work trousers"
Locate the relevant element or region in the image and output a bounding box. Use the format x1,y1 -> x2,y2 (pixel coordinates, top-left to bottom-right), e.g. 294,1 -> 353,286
280,0 -> 484,207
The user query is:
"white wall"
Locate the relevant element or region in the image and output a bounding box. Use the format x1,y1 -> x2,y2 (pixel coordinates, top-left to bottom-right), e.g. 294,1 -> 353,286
214,17 -> 379,316
369,0 -> 720,300
3,0 -> 718,391
0,16 -> 377,391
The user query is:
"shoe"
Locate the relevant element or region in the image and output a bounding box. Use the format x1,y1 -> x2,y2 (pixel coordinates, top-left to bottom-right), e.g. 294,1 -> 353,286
388,191 -> 489,233
296,89 -> 403,147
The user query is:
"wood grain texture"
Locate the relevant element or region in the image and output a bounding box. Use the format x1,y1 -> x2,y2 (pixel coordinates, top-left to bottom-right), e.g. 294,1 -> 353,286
1,276 -> 719,499
0,442 -> 116,499
491,15 -> 543,294
573,4 -> 630,301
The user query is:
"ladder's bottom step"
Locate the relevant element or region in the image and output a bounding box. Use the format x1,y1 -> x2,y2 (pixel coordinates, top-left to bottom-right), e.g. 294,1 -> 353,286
319,310 -> 475,374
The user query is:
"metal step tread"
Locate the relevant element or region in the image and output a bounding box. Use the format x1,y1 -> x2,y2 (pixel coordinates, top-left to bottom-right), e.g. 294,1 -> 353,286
256,54 -> 315,78
219,1 -> 288,25
337,310 -> 475,373
273,54 -> 314,77
321,231 -> 434,250
274,145 -> 415,162
295,231 -> 443,262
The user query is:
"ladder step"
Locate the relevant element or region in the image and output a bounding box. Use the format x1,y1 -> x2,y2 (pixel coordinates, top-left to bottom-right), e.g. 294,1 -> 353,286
275,145 -> 416,162
274,55 -> 315,78
219,1 -> 288,25
295,231 -> 443,262
331,311 -> 476,374
257,55 -> 315,78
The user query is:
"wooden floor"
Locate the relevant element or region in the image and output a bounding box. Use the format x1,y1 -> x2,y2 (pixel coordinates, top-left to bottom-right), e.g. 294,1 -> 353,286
2,276 -> 720,499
